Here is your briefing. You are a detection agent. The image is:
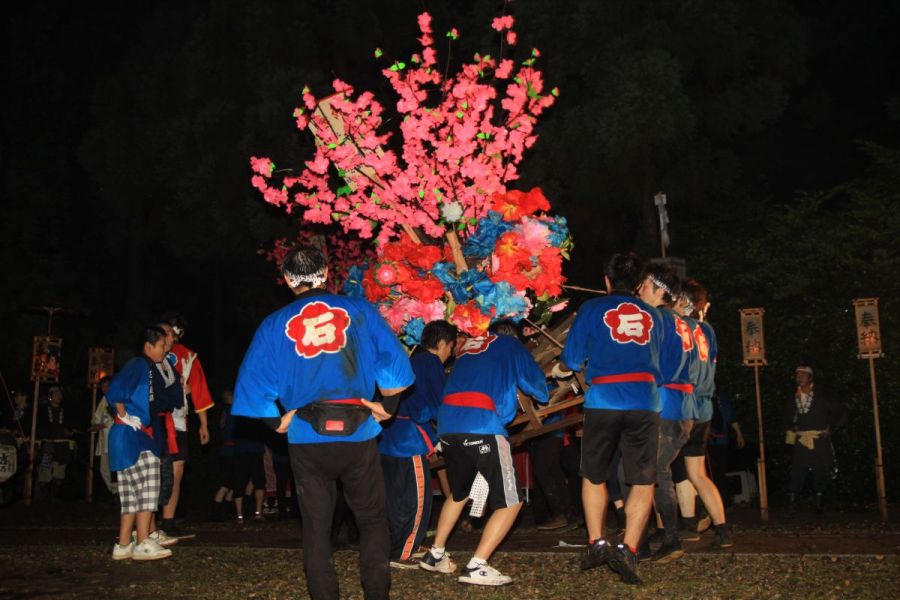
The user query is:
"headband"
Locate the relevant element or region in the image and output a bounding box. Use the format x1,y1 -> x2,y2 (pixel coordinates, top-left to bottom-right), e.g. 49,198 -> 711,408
285,268 -> 327,289
648,274 -> 672,296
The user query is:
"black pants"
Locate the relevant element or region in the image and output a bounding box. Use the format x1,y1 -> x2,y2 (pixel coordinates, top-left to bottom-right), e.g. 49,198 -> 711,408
289,439 -> 389,600
529,435 -> 570,520
382,454 -> 432,560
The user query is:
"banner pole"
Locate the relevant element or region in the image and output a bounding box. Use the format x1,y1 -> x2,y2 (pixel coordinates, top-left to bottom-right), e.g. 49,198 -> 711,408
86,384 -> 98,502
24,379 -> 40,505
868,357 -> 888,522
754,365 -> 769,522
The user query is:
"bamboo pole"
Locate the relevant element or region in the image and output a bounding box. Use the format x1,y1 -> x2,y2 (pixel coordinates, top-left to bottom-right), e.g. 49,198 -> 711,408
445,230 -> 467,273
561,284 -> 606,295
868,357 -> 888,522
753,365 -> 769,522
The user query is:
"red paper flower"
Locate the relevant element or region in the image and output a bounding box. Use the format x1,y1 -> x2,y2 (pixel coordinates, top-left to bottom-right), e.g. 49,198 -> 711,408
489,187 -> 550,221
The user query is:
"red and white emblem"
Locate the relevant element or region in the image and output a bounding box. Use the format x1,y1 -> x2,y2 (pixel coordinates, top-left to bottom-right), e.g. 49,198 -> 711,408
694,325 -> 709,362
675,317 -> 694,352
603,303 -> 654,345
457,335 -> 497,356
285,301 -> 351,358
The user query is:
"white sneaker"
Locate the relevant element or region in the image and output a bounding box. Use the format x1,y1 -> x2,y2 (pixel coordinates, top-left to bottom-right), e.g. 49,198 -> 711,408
132,538 -> 173,561
419,549 -> 457,574
457,563 -> 513,586
150,529 -> 179,547
112,541 -> 134,560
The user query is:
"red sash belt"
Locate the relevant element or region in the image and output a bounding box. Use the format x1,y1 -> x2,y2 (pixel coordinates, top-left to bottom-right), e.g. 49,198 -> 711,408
115,415 -> 154,439
159,412 -> 179,454
591,372 -> 656,385
443,392 -> 497,412
396,415 -> 436,458
322,398 -> 366,407
662,383 -> 694,393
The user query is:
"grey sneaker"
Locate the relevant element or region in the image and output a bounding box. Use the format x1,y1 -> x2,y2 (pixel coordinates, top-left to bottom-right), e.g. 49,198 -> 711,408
457,563 -> 512,586
419,549 -> 456,574
390,558 -> 421,570
132,538 -> 172,561
112,541 -> 134,561
149,529 -> 179,548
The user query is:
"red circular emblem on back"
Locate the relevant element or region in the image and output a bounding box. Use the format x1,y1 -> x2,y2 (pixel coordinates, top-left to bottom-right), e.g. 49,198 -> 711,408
285,301 -> 351,358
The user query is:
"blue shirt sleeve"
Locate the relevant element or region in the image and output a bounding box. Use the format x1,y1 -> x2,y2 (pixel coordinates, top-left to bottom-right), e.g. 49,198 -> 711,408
233,319 -> 281,418
561,305 -> 590,372
516,342 -> 549,404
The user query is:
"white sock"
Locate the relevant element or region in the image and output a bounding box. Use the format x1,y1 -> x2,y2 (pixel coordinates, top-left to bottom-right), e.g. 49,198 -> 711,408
430,546 -> 445,558
466,556 -> 487,569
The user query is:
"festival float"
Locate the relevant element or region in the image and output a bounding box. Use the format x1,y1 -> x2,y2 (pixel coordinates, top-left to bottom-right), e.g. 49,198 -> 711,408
250,10 -> 584,441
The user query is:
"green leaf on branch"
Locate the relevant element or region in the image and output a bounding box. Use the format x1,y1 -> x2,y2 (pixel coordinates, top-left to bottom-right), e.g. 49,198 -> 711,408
374,48 -> 383,58
336,185 -> 352,197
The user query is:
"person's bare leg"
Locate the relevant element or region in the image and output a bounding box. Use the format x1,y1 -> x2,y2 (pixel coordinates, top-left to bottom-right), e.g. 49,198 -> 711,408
436,468 -> 451,498
214,486 -> 230,502
685,456 -> 725,524
582,480 -> 608,541
676,480 -> 697,517
162,460 -> 184,519
136,511 -> 152,543
432,495 -> 469,549
255,488 -> 265,513
234,496 -> 243,519
119,513 -> 136,546
472,502 -> 522,561
622,484 -> 654,549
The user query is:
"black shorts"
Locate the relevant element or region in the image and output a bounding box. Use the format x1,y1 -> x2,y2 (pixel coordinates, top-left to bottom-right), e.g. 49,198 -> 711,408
439,434 -> 523,510
232,453 -> 266,492
580,408 -> 659,486
671,452 -> 687,484
171,430 -> 190,462
682,420 -> 711,457
218,456 -> 235,488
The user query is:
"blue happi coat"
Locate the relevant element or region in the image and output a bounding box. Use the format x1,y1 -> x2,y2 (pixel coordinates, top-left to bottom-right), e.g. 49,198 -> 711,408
107,357 -> 157,472
232,289 -> 414,444
379,351 -> 445,458
658,309 -> 699,421
691,319 -> 718,423
437,334 -> 548,436
561,295 -> 663,412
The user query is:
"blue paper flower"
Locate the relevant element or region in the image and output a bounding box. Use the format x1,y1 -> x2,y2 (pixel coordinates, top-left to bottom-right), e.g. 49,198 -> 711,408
343,264 -> 368,298
476,280 -> 529,319
402,317 -> 426,346
548,216 -> 570,247
463,211 -> 515,258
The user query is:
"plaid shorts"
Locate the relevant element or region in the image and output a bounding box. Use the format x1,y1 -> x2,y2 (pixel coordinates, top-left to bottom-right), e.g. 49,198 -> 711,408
117,451 -> 160,514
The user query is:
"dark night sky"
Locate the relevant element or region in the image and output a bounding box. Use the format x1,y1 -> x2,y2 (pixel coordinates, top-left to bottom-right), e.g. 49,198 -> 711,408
2,0 -> 899,425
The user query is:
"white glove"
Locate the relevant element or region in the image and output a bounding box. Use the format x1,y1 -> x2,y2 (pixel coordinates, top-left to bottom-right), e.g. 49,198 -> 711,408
551,362 -> 574,379
119,413 -> 142,431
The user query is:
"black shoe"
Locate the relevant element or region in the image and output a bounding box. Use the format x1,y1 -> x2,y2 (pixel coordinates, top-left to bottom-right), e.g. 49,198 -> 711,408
646,529 -> 665,549
580,539 -> 610,571
679,525 -> 701,542
713,524 -> 733,548
652,538 -> 684,564
609,544 -> 642,585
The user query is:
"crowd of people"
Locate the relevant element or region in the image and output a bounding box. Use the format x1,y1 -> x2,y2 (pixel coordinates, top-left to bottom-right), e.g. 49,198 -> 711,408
0,245 -> 839,598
